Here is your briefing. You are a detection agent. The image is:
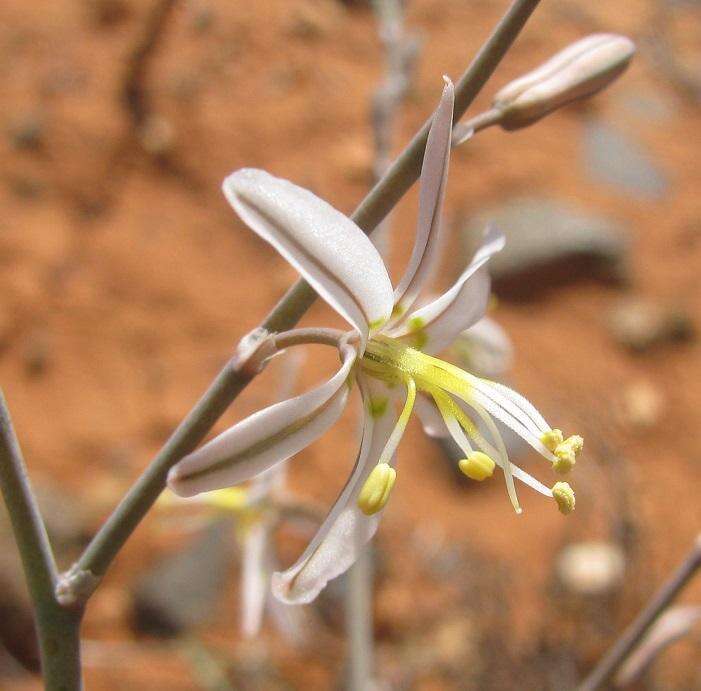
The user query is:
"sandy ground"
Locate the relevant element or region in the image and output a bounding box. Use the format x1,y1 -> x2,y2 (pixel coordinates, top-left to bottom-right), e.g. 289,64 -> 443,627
0,0 -> 700,688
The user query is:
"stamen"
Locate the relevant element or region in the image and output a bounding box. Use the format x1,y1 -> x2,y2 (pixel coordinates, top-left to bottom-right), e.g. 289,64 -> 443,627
459,452 -> 495,481
541,428 -> 564,453
431,388 -> 473,449
470,387 -> 554,458
488,380 -> 550,430
431,388 -> 552,498
377,377 -> 416,465
357,462 -> 397,515
552,481 -> 576,515
431,388 -> 521,513
466,398 -> 521,514
472,380 -> 544,437
552,435 -> 584,474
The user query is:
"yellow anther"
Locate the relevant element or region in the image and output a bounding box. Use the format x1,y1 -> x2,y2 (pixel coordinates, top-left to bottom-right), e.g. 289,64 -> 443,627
357,463 -> 396,516
552,435 -> 584,474
552,481 -> 576,515
565,435 -> 584,454
200,487 -> 249,512
541,429 -> 564,452
459,452 -> 496,481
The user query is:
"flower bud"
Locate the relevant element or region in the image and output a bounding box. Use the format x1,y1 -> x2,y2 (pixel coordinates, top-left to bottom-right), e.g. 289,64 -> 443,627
493,34 -> 635,130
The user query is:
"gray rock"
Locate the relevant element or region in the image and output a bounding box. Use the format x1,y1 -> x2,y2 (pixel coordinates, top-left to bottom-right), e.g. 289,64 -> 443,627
7,115 -> 43,151
464,197 -> 629,299
131,519 -> 233,637
615,91 -> 676,124
582,121 -> 668,199
556,541 -> 626,596
608,297 -> 695,352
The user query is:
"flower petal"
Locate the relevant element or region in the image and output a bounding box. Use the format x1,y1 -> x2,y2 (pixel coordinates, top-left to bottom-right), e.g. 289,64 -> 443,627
223,169 -> 394,343
271,376 -> 398,604
415,392 -> 450,438
167,345 -> 357,497
240,521 -> 270,638
390,227 -> 504,354
453,317 -> 513,378
391,79 -> 455,322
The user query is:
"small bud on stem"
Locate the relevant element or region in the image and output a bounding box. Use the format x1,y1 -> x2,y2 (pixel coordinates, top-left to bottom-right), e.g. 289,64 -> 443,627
493,33 -> 635,130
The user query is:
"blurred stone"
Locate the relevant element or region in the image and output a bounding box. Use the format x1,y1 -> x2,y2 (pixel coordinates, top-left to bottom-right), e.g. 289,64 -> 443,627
86,0 -> 131,26
131,520 -> 233,637
411,524 -> 462,578
608,298 -> 695,352
616,90 -> 676,123
556,541 -> 625,596
189,4 -> 214,33
7,116 -> 44,151
429,615 -> 478,670
464,197 -> 628,299
582,121 -> 668,199
286,3 -> 340,40
138,116 -> 176,156
621,380 -> 664,429
21,330 -> 51,378
8,176 -> 45,200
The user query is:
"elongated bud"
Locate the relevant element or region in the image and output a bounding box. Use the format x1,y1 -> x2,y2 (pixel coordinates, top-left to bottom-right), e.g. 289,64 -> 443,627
493,34 -> 635,130
357,463 -> 396,516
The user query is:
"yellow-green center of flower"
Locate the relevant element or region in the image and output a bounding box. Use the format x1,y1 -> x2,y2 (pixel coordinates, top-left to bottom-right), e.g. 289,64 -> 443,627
361,335 -> 476,398
356,334 -> 582,516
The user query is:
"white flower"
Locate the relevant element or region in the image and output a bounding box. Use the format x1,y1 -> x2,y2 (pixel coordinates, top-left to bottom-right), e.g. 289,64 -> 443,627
167,78 -> 582,604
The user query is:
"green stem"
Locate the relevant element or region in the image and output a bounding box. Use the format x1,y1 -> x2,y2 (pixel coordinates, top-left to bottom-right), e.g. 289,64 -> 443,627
74,0 -> 543,586
262,0 -> 542,334
75,354 -> 256,578
346,544 -> 374,691
36,607 -> 83,691
0,391 -> 83,690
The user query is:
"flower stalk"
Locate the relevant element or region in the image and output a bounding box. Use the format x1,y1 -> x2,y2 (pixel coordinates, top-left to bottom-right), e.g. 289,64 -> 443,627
73,0 -> 547,588
452,33 -> 635,143
0,392 -> 83,690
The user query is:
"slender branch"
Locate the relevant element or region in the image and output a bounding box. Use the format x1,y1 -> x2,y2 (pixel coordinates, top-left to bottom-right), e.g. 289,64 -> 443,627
74,0 -> 543,587
346,545 -> 374,691
451,107 -> 503,145
576,534 -> 701,691
74,352 -> 257,580
346,4 -> 417,686
261,0 -> 543,335
274,327 -> 349,350
0,392 -> 83,690
0,391 -> 58,602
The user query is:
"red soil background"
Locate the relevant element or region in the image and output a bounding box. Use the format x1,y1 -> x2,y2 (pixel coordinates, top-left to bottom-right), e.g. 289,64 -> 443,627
0,0 -> 699,688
